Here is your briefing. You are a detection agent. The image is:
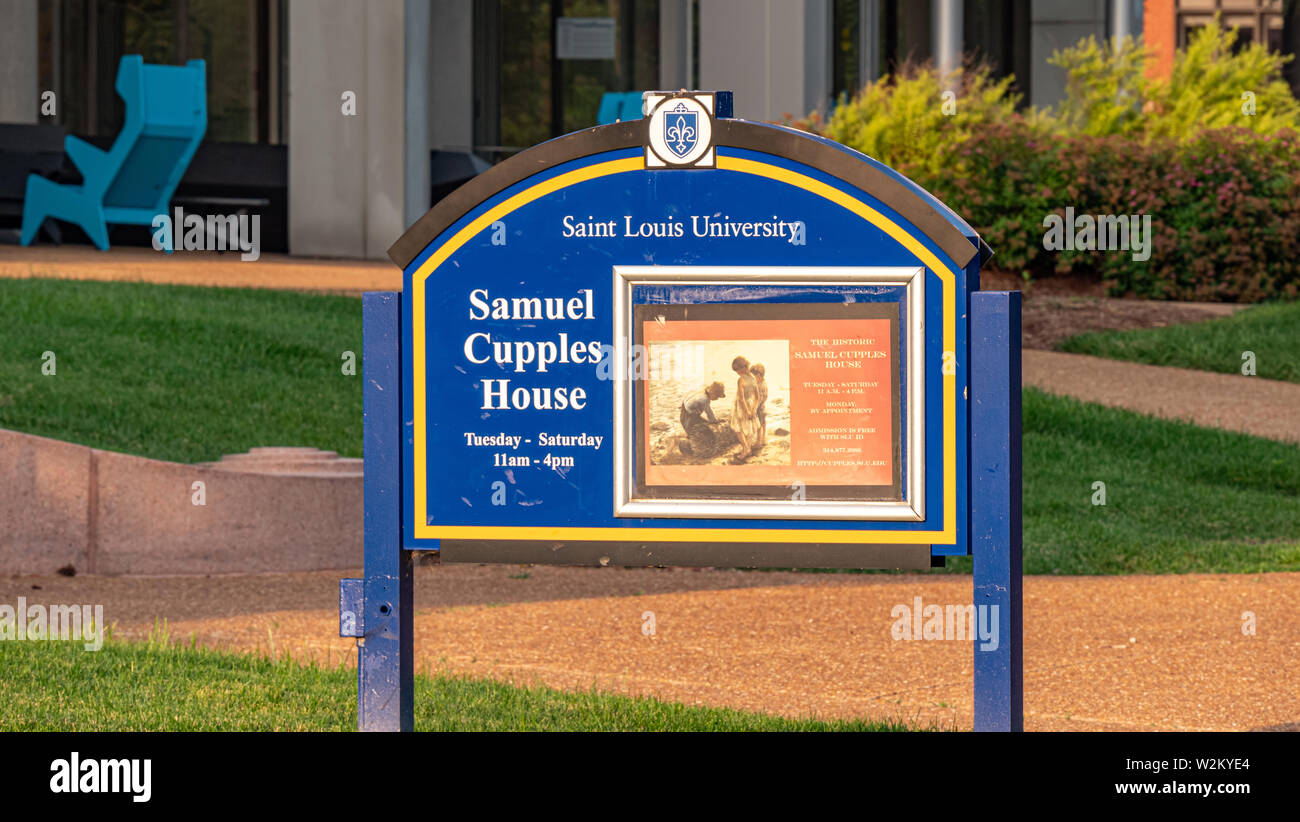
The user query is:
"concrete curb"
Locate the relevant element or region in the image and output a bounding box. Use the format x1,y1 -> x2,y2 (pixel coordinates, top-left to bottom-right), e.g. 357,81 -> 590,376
0,430 -> 361,576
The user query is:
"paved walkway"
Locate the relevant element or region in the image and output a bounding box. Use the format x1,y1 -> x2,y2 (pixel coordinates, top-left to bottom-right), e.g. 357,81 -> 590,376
0,245 -> 399,294
1025,351 -> 1300,444
7,565 -> 1295,732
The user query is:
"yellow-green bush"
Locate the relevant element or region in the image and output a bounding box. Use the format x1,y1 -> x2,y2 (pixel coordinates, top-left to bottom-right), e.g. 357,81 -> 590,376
810,62 -> 1022,179
1048,21 -> 1300,141
1048,34 -> 1149,138
1149,18 -> 1300,139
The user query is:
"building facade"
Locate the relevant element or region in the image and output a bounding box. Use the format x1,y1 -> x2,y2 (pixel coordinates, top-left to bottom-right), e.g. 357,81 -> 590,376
1,0 -> 1297,259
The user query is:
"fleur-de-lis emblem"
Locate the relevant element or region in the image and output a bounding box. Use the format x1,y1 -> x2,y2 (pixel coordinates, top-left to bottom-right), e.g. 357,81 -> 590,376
663,102 -> 698,158
644,93 -> 714,168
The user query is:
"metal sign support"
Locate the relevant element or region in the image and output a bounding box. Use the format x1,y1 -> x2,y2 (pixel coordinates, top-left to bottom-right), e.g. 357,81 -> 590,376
970,290 -> 1024,732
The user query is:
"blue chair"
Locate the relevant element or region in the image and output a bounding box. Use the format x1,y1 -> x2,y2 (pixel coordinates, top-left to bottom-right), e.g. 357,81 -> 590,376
596,91 -> 644,125
21,55 -> 206,251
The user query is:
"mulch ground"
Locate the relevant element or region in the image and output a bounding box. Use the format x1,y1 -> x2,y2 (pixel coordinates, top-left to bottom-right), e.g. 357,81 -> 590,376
5,565 -> 1296,732
1019,297 -> 1242,350
980,269 -> 1245,349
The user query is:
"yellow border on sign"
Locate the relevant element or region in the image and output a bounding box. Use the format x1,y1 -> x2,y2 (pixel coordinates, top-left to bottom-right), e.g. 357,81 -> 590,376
409,154 -> 960,544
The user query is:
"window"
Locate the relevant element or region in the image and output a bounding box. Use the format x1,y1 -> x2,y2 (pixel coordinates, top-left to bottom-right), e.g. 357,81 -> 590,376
474,0 -> 659,161
832,0 -> 863,101
36,0 -> 285,143
1176,0 -> 1284,53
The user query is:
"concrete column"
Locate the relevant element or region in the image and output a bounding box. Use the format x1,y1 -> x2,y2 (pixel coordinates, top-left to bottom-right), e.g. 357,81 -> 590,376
803,0 -> 831,115
932,0 -> 963,83
860,0 -> 880,86
1111,0 -> 1132,43
366,0 -> 406,258
660,0 -> 689,90
0,0 -> 38,123
698,0 -> 831,122
1030,0 -> 1107,109
430,0 -> 473,150
404,0 -> 431,230
288,0 -> 405,259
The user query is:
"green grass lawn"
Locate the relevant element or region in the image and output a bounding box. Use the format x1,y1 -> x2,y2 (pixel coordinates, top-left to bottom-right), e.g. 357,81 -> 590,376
1000,389 -> 1300,575
0,637 -> 919,732
1058,301 -> 1300,384
2,278 -> 1297,575
0,278 -> 361,463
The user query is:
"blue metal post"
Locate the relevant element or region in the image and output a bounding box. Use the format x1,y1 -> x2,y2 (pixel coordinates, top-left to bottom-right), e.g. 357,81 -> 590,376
970,290 -> 1024,732
359,292 -> 413,731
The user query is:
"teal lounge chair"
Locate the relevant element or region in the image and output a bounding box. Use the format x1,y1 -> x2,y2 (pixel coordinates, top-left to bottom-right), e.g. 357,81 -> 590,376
596,91 -> 643,125
21,55 -> 206,251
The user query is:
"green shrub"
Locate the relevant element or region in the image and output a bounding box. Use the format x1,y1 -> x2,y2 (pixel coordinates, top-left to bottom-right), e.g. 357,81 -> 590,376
1047,34 -> 1150,138
926,121 -> 1300,301
1098,127 -> 1300,300
1149,18 -> 1300,139
1046,20 -> 1300,141
811,61 -> 1022,179
914,117 -> 1062,277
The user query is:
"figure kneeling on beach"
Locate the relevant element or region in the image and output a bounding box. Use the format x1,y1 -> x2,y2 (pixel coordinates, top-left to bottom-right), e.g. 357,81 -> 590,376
678,381 -> 728,457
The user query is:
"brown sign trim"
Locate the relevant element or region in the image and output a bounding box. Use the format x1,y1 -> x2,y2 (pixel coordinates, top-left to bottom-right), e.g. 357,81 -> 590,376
438,539 -> 934,569
631,300 -> 903,504
388,119 -> 987,271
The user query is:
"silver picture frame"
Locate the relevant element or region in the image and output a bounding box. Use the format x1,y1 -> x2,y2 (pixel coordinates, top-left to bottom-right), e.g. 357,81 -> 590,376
612,265 -> 926,521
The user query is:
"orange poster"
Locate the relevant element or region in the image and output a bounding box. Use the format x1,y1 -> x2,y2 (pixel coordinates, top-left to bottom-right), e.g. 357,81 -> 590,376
633,303 -> 901,502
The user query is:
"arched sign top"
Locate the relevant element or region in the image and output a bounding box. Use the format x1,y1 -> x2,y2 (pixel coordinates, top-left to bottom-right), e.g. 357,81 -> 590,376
388,117 -> 991,271
390,91 -> 995,568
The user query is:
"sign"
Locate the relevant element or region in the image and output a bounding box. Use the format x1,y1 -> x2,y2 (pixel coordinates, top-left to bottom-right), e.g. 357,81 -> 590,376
346,90 -> 1022,732
556,17 -> 616,60
391,90 -> 988,568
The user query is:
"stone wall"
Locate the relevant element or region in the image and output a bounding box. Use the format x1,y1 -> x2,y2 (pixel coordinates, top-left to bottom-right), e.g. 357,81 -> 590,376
0,431 -> 362,576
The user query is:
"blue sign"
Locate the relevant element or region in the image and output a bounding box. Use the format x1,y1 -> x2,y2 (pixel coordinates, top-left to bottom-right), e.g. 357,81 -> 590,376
391,92 -> 990,566
345,90 -> 1022,732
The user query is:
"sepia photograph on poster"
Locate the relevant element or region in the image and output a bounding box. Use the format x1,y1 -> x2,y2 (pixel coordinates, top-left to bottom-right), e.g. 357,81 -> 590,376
632,301 -> 902,503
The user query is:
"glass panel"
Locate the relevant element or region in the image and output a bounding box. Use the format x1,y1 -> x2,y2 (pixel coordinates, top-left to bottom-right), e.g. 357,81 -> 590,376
38,0 -> 88,136
559,0 -> 658,134
1224,15 -> 1256,52
122,0 -> 179,63
832,0 -> 861,100
186,0 -> 257,142
490,0 -> 659,151
1267,18 -> 1284,52
498,0 -> 553,149
1178,17 -> 1212,48
36,0 -> 275,143
561,0 -> 620,134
